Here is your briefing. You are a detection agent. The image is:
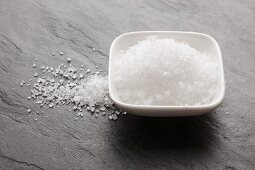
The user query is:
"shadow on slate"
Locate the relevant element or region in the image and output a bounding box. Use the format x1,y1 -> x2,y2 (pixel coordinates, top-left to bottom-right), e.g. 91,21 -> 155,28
111,113 -> 220,154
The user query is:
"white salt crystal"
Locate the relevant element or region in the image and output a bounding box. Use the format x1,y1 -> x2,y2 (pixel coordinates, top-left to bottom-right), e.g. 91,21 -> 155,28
79,74 -> 84,79
86,69 -> 91,74
77,112 -> 83,117
113,35 -> 218,106
112,114 -> 117,120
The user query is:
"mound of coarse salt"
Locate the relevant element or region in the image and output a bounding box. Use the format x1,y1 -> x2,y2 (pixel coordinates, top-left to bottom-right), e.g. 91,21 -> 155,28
113,35 -> 218,106
72,75 -> 109,105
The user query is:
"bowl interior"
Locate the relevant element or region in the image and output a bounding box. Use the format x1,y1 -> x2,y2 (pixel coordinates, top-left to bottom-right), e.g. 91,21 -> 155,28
109,31 -> 224,108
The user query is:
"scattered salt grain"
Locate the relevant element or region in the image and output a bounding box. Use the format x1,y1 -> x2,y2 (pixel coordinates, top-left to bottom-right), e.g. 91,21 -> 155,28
86,69 -> 91,74
48,103 -> 54,108
67,57 -> 71,63
77,112 -> 83,117
20,80 -> 25,87
79,74 -> 84,79
90,107 -> 95,113
112,114 -> 117,120
113,35 -> 218,106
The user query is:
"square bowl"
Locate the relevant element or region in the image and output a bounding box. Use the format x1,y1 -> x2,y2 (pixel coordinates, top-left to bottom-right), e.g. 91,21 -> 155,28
109,31 -> 225,117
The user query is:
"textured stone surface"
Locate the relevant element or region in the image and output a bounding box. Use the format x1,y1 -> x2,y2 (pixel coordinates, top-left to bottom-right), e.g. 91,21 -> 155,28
0,0 -> 255,169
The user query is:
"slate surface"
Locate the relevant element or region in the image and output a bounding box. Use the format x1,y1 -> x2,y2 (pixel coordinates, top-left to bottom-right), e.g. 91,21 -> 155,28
0,0 -> 255,169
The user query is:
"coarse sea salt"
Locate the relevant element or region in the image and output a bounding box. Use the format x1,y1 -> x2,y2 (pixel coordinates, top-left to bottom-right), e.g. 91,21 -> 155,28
113,35 -> 218,106
20,54 -> 125,121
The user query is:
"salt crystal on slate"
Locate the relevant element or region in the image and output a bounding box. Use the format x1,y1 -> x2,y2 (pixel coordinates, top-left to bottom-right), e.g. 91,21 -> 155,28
86,69 -> 91,74
100,106 -> 106,111
49,103 -> 54,108
113,35 -> 218,106
72,73 -> 78,79
59,79 -> 64,84
67,57 -> 71,63
20,80 -> 25,86
90,107 -> 95,113
79,74 -> 84,79
112,114 -> 117,120
77,112 -> 83,117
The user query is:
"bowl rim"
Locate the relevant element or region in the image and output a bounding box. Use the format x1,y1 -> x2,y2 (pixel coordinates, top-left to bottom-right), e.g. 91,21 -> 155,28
108,31 -> 225,110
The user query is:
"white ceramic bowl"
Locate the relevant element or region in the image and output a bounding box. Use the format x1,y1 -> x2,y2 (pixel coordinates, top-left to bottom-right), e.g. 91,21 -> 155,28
109,31 -> 225,117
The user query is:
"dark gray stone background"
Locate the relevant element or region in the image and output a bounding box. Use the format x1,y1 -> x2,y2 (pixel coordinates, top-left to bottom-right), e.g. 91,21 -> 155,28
0,0 -> 255,169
